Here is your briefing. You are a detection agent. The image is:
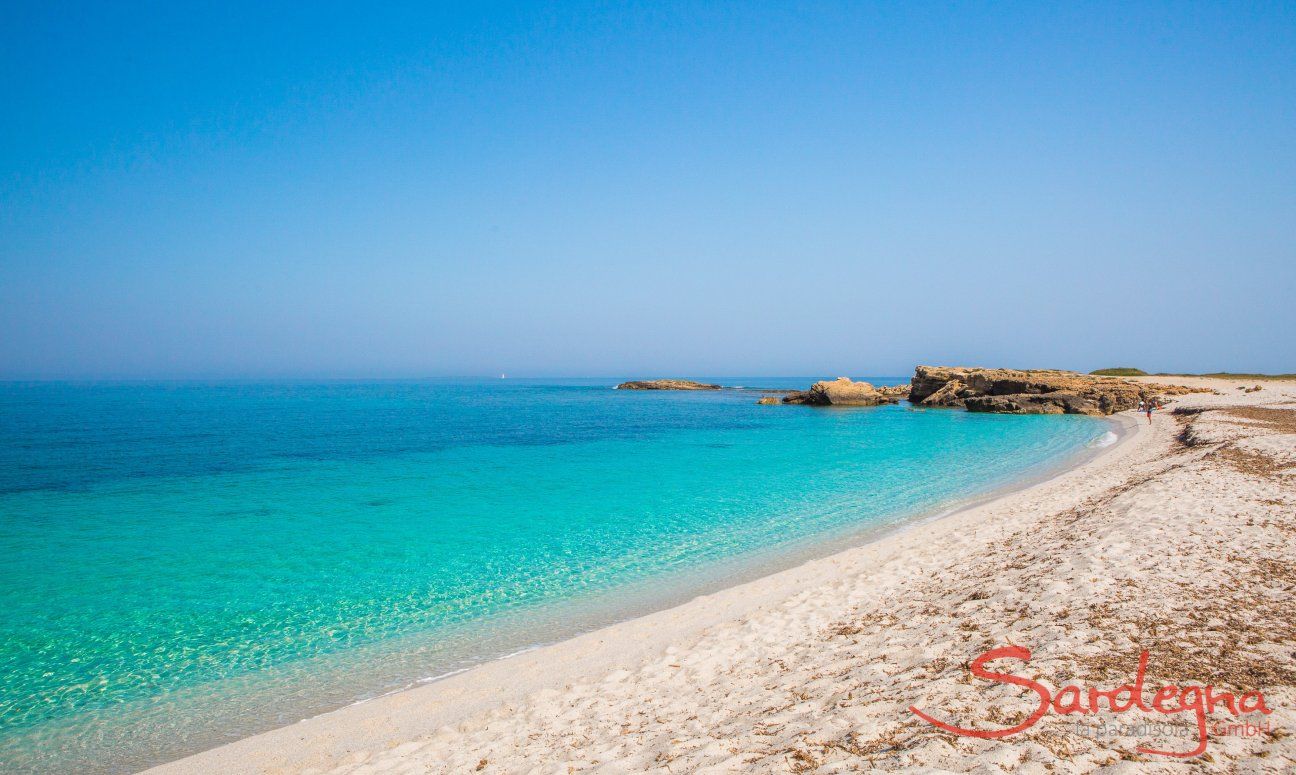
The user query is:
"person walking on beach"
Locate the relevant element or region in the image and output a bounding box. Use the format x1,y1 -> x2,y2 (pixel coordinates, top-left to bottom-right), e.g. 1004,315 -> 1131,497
1145,398 -> 1155,424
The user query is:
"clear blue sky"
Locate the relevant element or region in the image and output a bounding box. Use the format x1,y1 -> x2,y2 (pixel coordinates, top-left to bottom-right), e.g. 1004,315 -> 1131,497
2,1 -> 1293,379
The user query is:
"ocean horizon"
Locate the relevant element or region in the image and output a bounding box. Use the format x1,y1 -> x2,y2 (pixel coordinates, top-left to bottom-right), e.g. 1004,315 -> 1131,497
0,378 -> 1108,773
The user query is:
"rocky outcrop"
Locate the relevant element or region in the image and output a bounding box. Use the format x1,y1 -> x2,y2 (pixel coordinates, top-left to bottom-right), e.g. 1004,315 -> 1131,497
782,377 -> 902,407
963,393 -> 1101,415
908,366 -> 1208,416
877,384 -> 912,400
616,380 -> 722,391
914,378 -> 963,407
756,396 -> 782,405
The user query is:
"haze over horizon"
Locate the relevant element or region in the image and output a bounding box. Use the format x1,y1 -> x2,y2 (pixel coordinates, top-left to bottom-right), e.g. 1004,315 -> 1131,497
3,2 -> 1294,379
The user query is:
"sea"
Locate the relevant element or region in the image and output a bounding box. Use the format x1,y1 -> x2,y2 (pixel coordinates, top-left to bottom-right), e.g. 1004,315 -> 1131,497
0,378 -> 1110,773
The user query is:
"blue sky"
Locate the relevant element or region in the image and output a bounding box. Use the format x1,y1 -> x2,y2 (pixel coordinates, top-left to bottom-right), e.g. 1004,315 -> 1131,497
2,1 -> 1293,378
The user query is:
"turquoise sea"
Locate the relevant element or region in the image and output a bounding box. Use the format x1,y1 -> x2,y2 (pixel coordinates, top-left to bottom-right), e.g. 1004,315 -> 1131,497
0,379 -> 1109,773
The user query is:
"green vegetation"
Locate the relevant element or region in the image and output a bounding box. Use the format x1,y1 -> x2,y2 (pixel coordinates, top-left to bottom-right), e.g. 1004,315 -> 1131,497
1154,372 -> 1296,381
1090,367 -> 1148,376
1090,367 -> 1296,380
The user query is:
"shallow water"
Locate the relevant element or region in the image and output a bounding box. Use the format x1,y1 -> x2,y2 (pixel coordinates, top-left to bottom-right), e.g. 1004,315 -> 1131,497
0,378 -> 1105,773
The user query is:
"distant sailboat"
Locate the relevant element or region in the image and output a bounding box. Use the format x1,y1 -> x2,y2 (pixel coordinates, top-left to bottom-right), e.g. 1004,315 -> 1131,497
500,373 -> 506,379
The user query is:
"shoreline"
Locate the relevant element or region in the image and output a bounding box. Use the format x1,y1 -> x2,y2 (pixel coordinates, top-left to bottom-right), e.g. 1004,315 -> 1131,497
145,412 -> 1141,774
330,415 -> 1130,706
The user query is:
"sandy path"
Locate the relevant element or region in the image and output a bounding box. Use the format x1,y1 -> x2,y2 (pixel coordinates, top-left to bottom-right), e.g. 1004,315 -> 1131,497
147,377 -> 1296,774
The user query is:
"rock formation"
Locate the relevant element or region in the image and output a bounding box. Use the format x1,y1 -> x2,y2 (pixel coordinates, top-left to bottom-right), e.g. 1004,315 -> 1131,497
781,377 -> 903,407
615,380 -> 722,391
877,384 -> 913,401
620,368 -> 1210,416
907,366 -> 1208,416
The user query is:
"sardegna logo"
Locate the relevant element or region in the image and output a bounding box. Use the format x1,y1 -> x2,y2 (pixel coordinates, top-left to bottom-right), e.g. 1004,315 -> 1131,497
909,645 -> 1273,758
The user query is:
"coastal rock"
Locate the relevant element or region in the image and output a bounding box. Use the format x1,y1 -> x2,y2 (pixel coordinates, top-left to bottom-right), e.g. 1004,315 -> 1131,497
756,396 -> 782,405
783,377 -> 900,407
916,378 -> 966,408
877,384 -> 912,400
615,379 -> 722,391
908,366 -> 1208,416
964,393 -> 1097,415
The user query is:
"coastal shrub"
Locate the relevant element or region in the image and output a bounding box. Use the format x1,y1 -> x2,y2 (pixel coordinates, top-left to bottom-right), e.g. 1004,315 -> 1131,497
1090,367 -> 1148,376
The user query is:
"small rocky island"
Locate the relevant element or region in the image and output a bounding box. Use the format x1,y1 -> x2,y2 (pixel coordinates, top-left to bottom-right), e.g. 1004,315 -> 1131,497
615,379 -> 722,391
773,377 -> 909,406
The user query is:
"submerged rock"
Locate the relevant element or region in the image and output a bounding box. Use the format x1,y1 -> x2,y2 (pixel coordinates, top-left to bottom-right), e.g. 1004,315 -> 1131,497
908,366 -> 1208,416
615,379 -> 722,391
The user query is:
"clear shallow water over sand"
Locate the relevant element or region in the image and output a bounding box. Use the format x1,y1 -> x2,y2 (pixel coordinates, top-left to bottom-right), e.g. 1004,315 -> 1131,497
0,379 -> 1105,773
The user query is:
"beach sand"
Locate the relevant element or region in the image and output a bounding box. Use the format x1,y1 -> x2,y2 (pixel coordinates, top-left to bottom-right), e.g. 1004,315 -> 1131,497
146,377 -> 1296,774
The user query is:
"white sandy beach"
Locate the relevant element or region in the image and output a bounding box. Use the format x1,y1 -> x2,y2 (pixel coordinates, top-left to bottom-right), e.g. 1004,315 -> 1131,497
146,377 -> 1296,774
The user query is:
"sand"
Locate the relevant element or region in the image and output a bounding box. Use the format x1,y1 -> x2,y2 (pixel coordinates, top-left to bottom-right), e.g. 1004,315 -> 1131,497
145,377 -> 1296,774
